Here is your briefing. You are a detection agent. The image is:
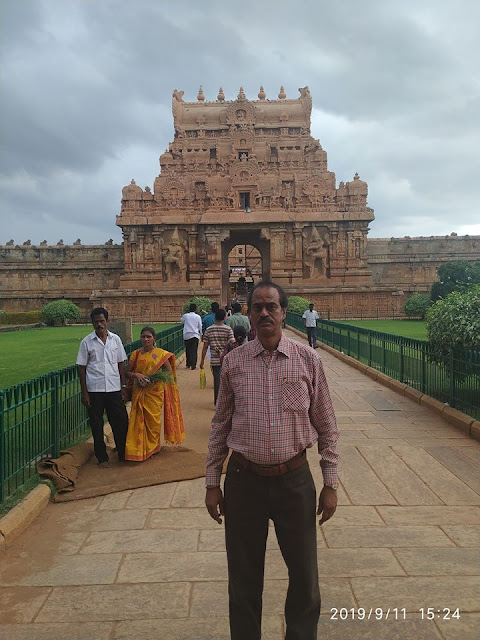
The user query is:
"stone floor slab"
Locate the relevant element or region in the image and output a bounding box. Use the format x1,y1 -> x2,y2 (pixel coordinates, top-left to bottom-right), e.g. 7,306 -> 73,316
0,587 -> 51,624
125,483 -> 177,509
0,554 -> 122,587
81,528 -> 199,554
65,509 -> 149,532
117,551 -> 228,583
315,548 -> 404,577
148,507 -> 222,529
394,548 -> 480,576
0,622 -> 113,639
436,613 -> 480,640
36,583 -> 191,622
337,445 -> 397,505
321,506 -> 385,527
441,525 -> 480,547
424,446 -> 480,494
171,477 -> 208,508
324,525 -> 454,548
351,576 -> 480,612
357,444 -> 442,505
114,616 -> 283,640
378,506 -> 480,526
316,617 -> 442,640
99,490 -> 132,510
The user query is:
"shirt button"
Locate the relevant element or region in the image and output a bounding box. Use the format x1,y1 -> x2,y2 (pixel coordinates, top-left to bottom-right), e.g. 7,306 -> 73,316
271,448 -> 275,453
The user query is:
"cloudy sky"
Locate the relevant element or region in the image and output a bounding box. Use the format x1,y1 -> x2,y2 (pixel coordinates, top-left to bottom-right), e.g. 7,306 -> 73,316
1,0 -> 479,246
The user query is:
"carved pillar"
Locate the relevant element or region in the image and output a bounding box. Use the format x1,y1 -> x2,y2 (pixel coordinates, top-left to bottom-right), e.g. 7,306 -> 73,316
293,227 -> 304,277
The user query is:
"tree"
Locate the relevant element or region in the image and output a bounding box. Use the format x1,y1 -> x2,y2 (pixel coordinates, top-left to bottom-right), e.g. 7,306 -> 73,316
426,285 -> 480,359
41,300 -> 81,326
403,294 -> 431,319
430,260 -> 480,301
287,296 -> 311,315
181,296 -> 213,317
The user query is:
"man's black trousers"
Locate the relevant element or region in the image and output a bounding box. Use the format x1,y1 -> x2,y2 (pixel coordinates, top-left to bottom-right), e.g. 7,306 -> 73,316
87,391 -> 128,463
224,456 -> 320,640
184,337 -> 199,369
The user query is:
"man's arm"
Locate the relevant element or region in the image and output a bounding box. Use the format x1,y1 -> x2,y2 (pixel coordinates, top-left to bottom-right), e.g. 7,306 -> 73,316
205,362 -> 234,524
199,337 -> 209,369
77,365 -> 90,408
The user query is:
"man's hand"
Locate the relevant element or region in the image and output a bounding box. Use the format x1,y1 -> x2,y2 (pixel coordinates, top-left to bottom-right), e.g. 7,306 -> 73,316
81,390 -> 91,408
317,486 -> 337,525
121,387 -> 129,402
205,487 -> 224,524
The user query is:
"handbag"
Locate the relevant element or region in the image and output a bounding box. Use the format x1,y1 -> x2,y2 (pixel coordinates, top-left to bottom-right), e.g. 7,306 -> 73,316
199,368 -> 206,390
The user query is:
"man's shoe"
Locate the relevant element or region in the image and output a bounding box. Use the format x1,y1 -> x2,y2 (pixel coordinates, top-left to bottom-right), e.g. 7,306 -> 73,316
98,461 -> 109,469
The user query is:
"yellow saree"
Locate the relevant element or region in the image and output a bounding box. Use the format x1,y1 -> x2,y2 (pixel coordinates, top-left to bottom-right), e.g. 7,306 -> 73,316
125,347 -> 185,462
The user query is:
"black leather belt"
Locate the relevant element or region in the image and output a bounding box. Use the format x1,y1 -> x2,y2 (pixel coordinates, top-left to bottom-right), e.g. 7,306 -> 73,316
231,450 -> 306,477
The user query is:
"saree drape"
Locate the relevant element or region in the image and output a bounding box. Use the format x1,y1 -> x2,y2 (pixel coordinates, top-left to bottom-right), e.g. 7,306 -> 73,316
125,347 -> 185,462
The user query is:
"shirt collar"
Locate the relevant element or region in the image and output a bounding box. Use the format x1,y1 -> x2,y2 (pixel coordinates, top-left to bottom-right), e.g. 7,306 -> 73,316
251,333 -> 291,358
90,330 -> 113,341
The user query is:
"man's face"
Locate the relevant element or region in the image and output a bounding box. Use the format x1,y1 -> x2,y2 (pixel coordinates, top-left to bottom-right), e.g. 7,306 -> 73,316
92,313 -> 107,333
309,304 -> 314,311
250,286 -> 285,340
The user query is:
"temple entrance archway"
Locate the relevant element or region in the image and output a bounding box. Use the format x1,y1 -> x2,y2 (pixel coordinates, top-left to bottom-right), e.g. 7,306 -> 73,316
221,229 -> 270,305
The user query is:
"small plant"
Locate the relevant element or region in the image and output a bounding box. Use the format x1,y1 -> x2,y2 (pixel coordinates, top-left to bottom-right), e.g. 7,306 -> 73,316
287,296 -> 311,315
41,300 -> 81,326
403,294 -> 431,319
182,296 -> 213,316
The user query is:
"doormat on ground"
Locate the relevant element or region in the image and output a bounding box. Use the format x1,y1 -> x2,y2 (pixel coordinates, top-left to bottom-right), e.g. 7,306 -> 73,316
39,443 -> 207,502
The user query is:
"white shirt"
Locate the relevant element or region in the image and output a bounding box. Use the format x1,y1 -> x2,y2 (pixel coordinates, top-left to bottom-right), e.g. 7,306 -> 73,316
181,311 -> 203,340
302,309 -> 319,327
76,330 -> 127,392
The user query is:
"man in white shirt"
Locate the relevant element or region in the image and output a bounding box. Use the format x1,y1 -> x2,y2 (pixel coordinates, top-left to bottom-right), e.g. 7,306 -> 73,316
76,307 -> 129,467
302,303 -> 320,348
181,303 -> 203,370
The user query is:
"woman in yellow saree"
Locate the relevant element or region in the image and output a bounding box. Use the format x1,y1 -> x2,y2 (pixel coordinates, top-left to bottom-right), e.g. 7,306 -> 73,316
125,326 -> 185,461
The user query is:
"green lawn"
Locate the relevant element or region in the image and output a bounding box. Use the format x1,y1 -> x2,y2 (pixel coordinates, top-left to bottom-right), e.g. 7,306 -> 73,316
337,319 -> 428,341
0,323 -> 173,389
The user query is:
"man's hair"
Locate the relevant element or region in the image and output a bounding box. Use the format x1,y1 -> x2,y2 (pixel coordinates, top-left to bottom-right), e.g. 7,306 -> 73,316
232,302 -> 242,314
140,326 -> 156,339
90,307 -> 108,321
247,280 -> 288,311
189,303 -> 197,312
233,325 -> 247,338
215,308 -> 226,321
309,303 -> 314,308
211,302 -> 220,312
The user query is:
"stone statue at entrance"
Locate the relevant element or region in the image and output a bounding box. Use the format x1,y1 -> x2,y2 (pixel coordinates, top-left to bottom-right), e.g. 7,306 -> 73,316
303,226 -> 330,279
162,227 -> 187,282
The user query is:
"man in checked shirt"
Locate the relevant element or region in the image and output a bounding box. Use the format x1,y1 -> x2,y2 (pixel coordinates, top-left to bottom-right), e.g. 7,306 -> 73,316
205,280 -> 339,640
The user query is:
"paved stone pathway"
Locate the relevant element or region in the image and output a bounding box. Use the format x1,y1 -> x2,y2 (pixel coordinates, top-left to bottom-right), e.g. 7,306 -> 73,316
0,330 -> 479,639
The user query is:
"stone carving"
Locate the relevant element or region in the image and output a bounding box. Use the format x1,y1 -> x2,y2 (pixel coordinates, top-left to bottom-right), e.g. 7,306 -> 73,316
23,240 -> 32,246
303,226 -> 330,278
161,227 -> 187,282
40,240 -> 47,246
73,238 -> 82,245
6,239 -> 14,245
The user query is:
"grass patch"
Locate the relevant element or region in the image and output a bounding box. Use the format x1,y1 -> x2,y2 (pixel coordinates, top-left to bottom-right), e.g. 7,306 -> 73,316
0,323 -> 173,389
336,319 -> 428,341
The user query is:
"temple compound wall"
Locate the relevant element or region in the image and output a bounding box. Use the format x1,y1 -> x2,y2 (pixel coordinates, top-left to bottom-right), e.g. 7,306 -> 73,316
1,86 -> 479,320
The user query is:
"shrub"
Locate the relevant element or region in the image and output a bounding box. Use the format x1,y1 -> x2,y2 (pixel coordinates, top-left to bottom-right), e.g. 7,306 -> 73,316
403,294 -> 431,319
41,300 -> 81,326
181,296 -> 213,317
287,296 -> 311,315
426,286 -> 480,377
0,310 -> 43,325
430,260 -> 480,301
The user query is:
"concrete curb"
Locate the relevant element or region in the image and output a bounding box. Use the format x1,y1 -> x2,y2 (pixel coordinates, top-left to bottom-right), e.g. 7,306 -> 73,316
0,483 -> 52,552
287,326 -> 479,442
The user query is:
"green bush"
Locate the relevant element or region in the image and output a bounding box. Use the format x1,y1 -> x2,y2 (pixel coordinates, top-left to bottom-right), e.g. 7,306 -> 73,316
287,296 -> 311,315
0,310 -> 42,325
41,300 -> 81,326
403,294 -> 431,319
182,296 -> 213,317
426,286 -> 480,377
430,260 -> 480,301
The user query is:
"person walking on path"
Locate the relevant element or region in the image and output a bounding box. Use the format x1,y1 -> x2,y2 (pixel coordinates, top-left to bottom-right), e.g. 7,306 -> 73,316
200,309 -> 234,405
202,301 -> 220,335
181,303 -> 202,370
225,301 -> 251,338
205,281 -> 339,640
302,302 -> 320,348
76,307 -> 129,468
221,325 -> 247,363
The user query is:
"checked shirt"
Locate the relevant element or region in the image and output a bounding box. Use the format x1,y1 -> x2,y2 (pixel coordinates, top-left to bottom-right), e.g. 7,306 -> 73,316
206,334 -> 339,487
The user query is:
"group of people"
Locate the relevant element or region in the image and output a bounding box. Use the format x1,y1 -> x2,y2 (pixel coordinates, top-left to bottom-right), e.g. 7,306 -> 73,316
78,286 -> 339,640
76,308 -> 184,467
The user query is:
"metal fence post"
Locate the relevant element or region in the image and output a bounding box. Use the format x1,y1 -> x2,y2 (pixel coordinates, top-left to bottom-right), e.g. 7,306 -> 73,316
399,343 -> 404,383
0,391 -> 5,502
51,372 -> 59,458
421,346 -> 426,394
449,351 -> 456,408
368,333 -> 372,367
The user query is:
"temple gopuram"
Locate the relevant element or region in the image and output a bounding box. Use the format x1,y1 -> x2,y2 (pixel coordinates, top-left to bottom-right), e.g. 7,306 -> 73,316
1,86 -> 479,319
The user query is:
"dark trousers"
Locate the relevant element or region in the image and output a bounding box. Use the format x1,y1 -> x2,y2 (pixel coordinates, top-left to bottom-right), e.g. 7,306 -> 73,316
211,365 -> 221,404
306,326 -> 317,348
184,337 -> 199,369
224,457 -> 320,640
87,391 -> 128,463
